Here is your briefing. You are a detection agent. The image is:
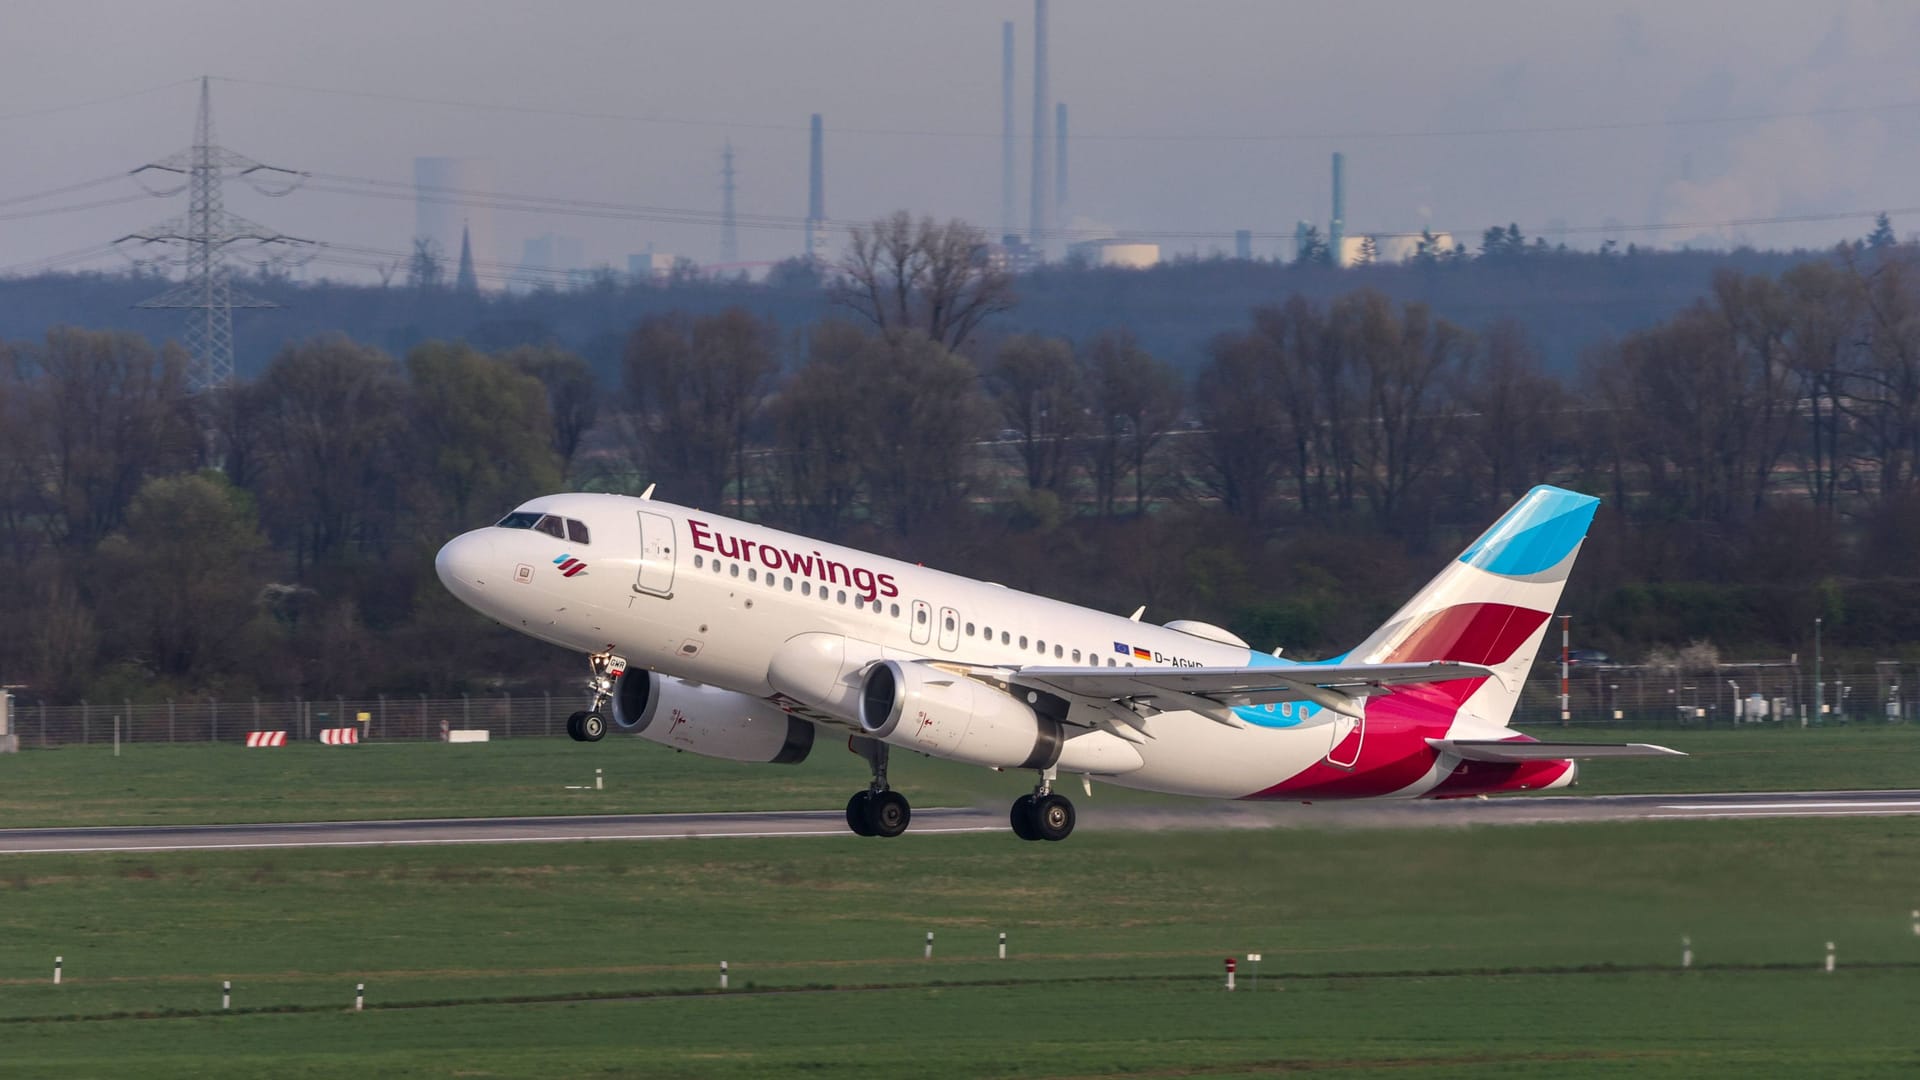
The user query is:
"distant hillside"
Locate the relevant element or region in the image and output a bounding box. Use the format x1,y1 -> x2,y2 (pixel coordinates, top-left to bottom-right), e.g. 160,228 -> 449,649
0,246 -> 1818,379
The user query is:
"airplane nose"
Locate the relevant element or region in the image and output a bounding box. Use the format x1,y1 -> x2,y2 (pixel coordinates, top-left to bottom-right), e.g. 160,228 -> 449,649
435,531 -> 496,594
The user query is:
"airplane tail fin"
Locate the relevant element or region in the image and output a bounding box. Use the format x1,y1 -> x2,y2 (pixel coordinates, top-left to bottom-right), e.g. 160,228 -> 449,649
1350,486 -> 1600,727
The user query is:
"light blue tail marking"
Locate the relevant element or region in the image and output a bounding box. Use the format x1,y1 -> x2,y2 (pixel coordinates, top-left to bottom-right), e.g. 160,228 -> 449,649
1456,486 -> 1599,578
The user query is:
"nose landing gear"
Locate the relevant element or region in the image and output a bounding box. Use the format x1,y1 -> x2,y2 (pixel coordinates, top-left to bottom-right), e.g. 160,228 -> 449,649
567,645 -> 625,743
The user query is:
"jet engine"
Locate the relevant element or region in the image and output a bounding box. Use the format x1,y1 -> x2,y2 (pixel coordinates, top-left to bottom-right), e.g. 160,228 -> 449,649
858,660 -> 1062,770
612,670 -> 813,764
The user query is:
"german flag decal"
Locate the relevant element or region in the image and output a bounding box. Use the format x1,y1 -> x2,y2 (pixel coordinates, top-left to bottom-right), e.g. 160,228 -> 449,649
552,553 -> 588,577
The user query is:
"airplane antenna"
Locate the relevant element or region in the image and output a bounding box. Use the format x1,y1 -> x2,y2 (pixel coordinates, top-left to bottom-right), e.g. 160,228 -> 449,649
1128,606 -> 1145,622
639,483 -> 656,500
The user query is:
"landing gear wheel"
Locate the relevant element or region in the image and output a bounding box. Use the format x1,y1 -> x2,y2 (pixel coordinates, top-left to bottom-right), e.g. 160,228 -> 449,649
566,711 -> 587,741
846,791 -> 878,837
866,790 -> 911,838
1009,794 -> 1040,841
578,712 -> 606,742
1031,793 -> 1075,842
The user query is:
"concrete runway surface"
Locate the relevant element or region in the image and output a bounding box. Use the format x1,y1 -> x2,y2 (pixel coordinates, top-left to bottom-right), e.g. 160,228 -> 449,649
3,790 -> 1918,854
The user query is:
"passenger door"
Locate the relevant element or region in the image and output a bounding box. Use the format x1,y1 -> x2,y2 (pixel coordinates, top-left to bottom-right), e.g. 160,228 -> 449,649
937,606 -> 960,652
909,600 -> 932,645
634,511 -> 677,597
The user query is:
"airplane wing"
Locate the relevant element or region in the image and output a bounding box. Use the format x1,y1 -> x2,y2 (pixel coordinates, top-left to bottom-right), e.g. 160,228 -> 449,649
1428,739 -> 1686,762
1012,661 -> 1493,726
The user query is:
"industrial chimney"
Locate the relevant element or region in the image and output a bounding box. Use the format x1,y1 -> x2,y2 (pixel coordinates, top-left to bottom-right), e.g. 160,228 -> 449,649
1329,151 -> 1346,268
1001,21 -> 1016,241
1055,101 -> 1068,223
1028,0 -> 1049,256
806,114 -> 825,262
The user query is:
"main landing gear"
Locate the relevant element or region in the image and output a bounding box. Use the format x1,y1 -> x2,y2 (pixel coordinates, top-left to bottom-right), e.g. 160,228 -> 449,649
1009,767 -> 1075,842
567,645 -> 623,743
845,737 -> 911,838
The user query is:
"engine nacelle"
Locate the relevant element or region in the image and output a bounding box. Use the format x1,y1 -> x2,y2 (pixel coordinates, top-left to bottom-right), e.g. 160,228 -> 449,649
858,660 -> 1062,770
612,670 -> 813,764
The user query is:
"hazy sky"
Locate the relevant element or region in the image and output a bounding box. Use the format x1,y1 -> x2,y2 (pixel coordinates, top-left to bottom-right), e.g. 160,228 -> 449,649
4,1 -> 1919,281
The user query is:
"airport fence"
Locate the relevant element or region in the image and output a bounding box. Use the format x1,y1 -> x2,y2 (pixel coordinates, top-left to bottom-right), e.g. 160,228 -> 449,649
6,690 -> 585,748
1515,659 -> 1918,729
7,659 -> 1916,748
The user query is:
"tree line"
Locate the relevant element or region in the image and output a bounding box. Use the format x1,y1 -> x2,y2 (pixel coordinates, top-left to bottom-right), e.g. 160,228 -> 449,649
6,215 -> 1920,704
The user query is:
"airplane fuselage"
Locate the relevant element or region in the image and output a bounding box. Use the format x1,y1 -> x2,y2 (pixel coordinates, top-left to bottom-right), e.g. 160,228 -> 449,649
436,492 -> 1576,803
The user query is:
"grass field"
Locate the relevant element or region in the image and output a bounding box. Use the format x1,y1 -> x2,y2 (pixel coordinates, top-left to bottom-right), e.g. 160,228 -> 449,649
3,820 -> 1919,1076
3,723 -> 1917,829
3,731 -> 1919,1076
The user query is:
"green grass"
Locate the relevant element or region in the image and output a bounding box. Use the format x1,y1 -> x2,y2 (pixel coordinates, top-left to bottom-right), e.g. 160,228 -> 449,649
3,821 -> 1920,1076
3,724 -> 1916,829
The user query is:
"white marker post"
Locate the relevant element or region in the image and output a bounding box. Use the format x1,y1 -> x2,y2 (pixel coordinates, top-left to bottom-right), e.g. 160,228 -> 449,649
1682,936 -> 1692,970
924,932 -> 934,960
1248,953 -> 1262,992
53,956 -> 61,985
719,960 -> 728,990
998,932 -> 1007,960
1825,942 -> 1835,974
222,980 -> 231,1010
1911,910 -> 1918,937
1224,956 -> 1236,992
355,982 -> 365,1011
595,768 -> 604,791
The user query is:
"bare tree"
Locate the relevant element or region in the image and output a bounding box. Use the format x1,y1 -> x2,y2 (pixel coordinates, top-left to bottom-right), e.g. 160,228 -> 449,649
623,309 -> 778,514
1458,319 -> 1569,508
835,211 -> 1015,352
988,334 -> 1084,493
1082,331 -> 1183,516
501,344 -> 599,479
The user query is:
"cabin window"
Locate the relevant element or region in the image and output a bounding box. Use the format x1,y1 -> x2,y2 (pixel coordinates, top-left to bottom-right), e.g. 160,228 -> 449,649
836,589 -> 847,604
533,515 -> 566,539
784,576 -> 794,591
693,555 -> 704,569
1036,639 -> 1046,653
747,568 -> 757,583
1072,649 -> 1081,662
890,603 -> 900,618
495,511 -> 542,529
1019,636 -> 1028,649
713,560 -> 722,574
966,622 -> 976,636
944,614 -> 956,632
1054,644 -> 1064,658
802,581 -> 812,596
566,519 -> 590,544
730,563 -> 740,578
1001,631 -> 1010,645
916,608 -> 929,624
1106,657 -> 1117,667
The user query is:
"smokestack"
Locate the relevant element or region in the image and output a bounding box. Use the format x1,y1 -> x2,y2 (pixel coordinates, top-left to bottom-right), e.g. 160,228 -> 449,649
806,113 -> 824,261
1055,101 -> 1068,222
1028,0 -> 1049,255
1001,21 -> 1015,240
1329,151 -> 1346,268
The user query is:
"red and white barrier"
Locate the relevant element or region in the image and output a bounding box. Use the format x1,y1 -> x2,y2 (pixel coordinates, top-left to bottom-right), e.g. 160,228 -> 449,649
245,731 -> 287,747
319,727 -> 359,746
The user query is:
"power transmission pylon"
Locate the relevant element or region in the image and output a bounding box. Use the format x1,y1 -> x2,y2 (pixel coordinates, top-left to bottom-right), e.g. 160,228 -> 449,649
116,76 -> 310,392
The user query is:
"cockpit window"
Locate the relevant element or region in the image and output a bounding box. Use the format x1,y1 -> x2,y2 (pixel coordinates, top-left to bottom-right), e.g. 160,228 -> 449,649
496,511 -> 589,544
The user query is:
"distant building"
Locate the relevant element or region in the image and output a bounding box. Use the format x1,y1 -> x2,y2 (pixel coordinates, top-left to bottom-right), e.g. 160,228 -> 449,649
628,248 -> 678,281
517,233 -> 585,291
1067,238 -> 1160,269
1374,231 -> 1455,263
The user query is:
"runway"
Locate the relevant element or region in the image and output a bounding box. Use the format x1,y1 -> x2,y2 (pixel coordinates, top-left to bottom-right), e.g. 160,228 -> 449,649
3,789 -> 1919,854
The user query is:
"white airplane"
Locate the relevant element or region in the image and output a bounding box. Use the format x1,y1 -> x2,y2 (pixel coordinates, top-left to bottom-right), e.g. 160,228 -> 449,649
435,485 -> 1679,841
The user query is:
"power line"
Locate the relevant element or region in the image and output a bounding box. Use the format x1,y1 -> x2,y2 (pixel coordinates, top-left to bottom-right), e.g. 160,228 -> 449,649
0,193 -> 152,223
0,78 -> 196,124
0,173 -> 129,209
212,73 -> 1920,144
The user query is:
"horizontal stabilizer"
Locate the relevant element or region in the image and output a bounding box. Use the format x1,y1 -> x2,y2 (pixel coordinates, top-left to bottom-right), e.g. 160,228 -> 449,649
1429,738 -> 1686,763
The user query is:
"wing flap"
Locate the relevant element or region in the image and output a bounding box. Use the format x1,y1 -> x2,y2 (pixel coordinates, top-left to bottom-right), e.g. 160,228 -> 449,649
1429,738 -> 1686,763
1017,661 -> 1493,709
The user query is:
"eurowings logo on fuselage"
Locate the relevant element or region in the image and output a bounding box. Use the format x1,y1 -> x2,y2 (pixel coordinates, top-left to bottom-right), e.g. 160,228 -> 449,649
553,553 -> 588,577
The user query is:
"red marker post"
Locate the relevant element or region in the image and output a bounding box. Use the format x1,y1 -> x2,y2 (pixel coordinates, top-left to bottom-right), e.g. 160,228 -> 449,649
1224,956 -> 1236,992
